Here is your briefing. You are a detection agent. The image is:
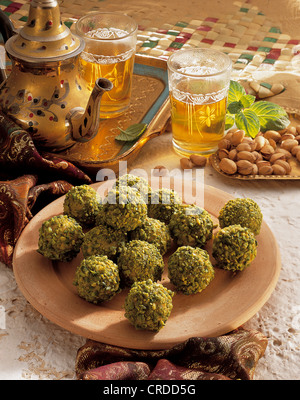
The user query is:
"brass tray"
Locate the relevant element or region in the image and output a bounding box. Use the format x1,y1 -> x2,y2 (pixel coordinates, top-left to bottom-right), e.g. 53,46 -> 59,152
49,55 -> 171,176
211,109 -> 300,180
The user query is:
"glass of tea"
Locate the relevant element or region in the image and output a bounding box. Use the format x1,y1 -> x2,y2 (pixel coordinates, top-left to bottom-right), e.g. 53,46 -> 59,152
75,12 -> 137,118
167,48 -> 232,157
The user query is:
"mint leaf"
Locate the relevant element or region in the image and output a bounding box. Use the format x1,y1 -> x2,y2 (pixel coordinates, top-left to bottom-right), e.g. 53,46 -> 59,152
263,116 -> 291,131
235,109 -> 260,138
228,80 -> 246,104
227,94 -> 256,115
115,123 -> 147,141
226,80 -> 290,137
249,101 -> 289,132
240,94 -> 256,108
227,101 -> 244,114
225,114 -> 235,130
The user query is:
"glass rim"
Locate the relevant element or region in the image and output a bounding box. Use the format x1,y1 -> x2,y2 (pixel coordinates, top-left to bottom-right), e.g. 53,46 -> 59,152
75,11 -> 138,41
167,48 -> 232,78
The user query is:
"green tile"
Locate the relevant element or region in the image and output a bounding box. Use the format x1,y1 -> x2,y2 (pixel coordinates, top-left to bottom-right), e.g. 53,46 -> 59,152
258,46 -> 272,52
260,82 -> 272,89
269,27 -> 281,33
175,21 -> 189,28
167,30 -> 180,36
169,41 -> 184,49
240,7 -> 249,12
263,58 -> 276,64
19,16 -> 28,22
0,0 -> 12,6
239,53 -> 254,61
141,40 -> 158,48
264,37 -> 277,43
64,21 -> 73,28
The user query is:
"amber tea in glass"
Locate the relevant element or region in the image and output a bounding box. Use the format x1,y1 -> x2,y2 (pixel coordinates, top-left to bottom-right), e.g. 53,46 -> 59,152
167,49 -> 232,156
76,12 -> 137,118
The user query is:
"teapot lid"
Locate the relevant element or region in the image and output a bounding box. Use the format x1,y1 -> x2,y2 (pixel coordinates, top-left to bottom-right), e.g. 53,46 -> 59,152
5,0 -> 84,63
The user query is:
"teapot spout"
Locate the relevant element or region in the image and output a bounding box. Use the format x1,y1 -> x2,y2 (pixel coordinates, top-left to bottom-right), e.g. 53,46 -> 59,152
69,78 -> 113,142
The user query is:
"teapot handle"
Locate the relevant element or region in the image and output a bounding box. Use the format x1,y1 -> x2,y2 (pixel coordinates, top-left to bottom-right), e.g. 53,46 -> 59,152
0,10 -> 16,43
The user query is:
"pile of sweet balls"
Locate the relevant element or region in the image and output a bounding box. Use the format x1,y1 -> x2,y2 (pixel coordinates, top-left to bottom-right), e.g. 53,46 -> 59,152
37,174 -> 262,331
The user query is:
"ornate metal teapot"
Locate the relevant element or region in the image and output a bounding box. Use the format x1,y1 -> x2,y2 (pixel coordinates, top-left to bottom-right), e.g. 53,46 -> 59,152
0,0 -> 113,150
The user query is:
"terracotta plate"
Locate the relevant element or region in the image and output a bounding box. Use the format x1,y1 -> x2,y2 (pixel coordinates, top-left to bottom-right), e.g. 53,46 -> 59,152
13,181 -> 281,350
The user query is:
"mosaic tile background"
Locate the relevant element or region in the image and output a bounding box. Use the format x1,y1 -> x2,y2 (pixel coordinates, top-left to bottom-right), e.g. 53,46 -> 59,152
1,0 -> 300,80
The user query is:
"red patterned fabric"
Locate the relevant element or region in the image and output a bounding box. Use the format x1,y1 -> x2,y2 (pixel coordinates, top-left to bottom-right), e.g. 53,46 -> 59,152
79,361 -> 151,380
147,359 -> 231,380
75,328 -> 268,380
0,175 -> 74,266
0,111 -> 91,184
0,111 -> 91,266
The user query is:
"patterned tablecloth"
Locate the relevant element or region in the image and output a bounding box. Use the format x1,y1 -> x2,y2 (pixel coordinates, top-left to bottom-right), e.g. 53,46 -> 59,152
2,0 -> 300,80
0,0 -> 300,380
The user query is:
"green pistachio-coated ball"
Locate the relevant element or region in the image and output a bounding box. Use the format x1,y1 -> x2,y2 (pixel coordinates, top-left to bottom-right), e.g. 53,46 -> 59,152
218,198 -> 263,235
124,279 -> 174,331
73,255 -> 120,304
212,224 -> 258,272
168,246 -> 215,295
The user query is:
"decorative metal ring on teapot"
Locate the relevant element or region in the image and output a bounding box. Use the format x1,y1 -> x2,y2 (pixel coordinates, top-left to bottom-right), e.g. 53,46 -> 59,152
5,38 -> 85,64
17,30 -> 71,43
